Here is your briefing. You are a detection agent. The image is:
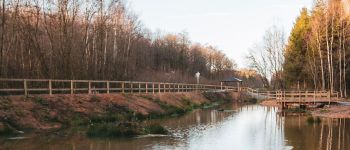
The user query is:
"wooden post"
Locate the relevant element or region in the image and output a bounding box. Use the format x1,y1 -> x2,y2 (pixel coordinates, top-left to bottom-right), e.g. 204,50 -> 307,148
328,91 -> 331,104
138,83 -> 141,93
337,92 -> 339,100
152,83 -> 155,94
237,82 -> 240,92
267,91 -> 270,99
178,84 -> 180,92
107,81 -> 110,94
122,82 -> 125,93
145,83 -> 148,93
24,79 -> 28,96
70,80 -> 74,95
49,80 -> 52,95
131,82 -> 133,94
313,90 -> 316,104
158,83 -> 161,93
299,90 -> 301,106
220,82 -> 223,90
88,81 -> 91,94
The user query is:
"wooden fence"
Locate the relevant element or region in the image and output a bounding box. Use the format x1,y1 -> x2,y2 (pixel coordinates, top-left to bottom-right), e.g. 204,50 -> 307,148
0,78 -> 240,96
246,88 -> 340,102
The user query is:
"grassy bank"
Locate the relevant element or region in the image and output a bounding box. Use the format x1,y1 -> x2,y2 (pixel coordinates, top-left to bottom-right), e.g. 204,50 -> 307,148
0,91 -> 237,137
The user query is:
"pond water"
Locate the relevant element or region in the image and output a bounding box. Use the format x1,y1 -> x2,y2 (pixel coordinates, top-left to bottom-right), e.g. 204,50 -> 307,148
1,103 -> 350,150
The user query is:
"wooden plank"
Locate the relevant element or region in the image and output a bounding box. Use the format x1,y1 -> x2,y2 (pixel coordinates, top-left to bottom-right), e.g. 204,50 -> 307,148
0,89 -> 24,91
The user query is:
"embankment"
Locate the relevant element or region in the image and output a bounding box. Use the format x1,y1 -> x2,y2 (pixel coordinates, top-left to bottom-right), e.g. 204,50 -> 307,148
0,91 -> 245,135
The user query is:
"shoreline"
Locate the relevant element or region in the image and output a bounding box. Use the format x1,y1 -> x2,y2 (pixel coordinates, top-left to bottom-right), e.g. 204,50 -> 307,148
0,91 -> 244,137
260,100 -> 350,118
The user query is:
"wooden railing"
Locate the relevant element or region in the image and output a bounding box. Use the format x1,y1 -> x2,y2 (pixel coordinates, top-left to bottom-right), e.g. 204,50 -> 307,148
246,88 -> 340,101
0,78 -> 241,96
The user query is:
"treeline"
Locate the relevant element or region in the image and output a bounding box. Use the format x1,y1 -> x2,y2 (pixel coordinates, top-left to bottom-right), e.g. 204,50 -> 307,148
0,0 -> 235,83
284,0 -> 350,97
247,0 -> 350,96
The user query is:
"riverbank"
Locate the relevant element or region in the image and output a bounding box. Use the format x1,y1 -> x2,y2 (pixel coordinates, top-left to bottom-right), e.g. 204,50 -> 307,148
260,100 -> 350,118
0,91 -> 245,137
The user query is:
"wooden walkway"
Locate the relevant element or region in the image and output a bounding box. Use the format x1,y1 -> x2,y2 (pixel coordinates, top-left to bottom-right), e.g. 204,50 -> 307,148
0,78 -> 241,96
246,88 -> 341,108
0,78 -> 342,108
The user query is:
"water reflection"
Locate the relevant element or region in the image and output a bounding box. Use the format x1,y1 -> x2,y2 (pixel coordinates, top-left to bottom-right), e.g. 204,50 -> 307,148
1,104 -> 349,150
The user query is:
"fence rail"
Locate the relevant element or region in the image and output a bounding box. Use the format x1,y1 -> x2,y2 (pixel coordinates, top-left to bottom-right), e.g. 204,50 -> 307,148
246,88 -> 340,102
0,78 -> 241,96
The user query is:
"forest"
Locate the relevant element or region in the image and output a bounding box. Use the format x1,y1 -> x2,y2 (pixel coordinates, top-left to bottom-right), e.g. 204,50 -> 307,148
0,0 -> 263,85
248,0 -> 350,97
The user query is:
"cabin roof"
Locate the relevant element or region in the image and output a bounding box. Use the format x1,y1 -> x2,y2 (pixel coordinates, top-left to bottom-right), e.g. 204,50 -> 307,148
221,77 -> 243,82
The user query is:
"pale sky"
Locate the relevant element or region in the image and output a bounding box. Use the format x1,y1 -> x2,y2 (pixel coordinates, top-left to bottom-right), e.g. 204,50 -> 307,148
128,0 -> 314,68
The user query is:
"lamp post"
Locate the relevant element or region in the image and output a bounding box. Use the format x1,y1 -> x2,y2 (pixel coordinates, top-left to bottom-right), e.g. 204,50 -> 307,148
195,72 -> 200,91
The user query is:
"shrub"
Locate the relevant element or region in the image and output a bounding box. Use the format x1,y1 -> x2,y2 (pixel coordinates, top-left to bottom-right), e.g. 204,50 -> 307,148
0,123 -> 16,136
87,123 -> 139,138
144,124 -> 168,135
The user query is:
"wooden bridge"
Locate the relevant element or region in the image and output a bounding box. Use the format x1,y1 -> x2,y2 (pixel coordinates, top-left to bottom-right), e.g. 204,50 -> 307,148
0,78 -> 241,96
246,88 -> 341,108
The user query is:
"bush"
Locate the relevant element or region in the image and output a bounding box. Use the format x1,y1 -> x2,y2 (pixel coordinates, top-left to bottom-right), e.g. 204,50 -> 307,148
144,124 -> 168,135
87,123 -> 140,138
0,123 -> 16,136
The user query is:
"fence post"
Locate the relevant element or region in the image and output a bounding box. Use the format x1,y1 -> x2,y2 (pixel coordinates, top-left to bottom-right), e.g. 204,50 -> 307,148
138,83 -> 141,93
88,81 -> 91,94
107,81 -> 110,94
49,80 -> 52,95
24,79 -> 28,96
178,84 -> 180,92
328,91 -> 331,104
146,83 -> 148,94
313,90 -> 316,104
131,82 -> 133,94
70,80 -> 74,95
152,83 -> 155,94
158,83 -> 161,93
299,90 -> 301,105
122,82 -> 125,93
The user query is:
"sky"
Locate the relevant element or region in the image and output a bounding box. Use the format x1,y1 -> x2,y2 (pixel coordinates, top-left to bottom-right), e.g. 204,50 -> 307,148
128,0 -> 314,68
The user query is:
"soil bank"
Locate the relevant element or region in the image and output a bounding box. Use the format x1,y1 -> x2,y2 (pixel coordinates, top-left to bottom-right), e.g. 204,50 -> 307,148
0,91 -> 246,134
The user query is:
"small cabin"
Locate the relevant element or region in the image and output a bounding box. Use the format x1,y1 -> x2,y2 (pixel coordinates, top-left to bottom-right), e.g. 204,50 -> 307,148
220,77 -> 243,90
